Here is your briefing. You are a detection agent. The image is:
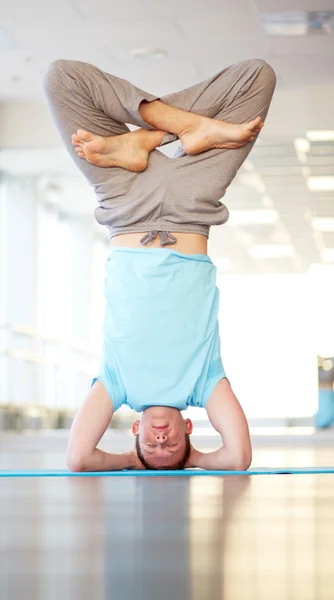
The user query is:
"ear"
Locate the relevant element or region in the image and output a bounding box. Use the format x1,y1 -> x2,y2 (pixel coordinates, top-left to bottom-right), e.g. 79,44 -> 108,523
132,420 -> 141,436
184,418 -> 193,435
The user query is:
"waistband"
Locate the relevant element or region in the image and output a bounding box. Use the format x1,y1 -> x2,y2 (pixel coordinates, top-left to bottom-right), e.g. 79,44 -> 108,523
108,246 -> 213,263
107,221 -> 210,247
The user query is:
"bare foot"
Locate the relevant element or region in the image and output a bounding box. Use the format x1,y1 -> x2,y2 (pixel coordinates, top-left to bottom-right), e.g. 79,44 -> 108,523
71,128 -> 164,172
180,115 -> 264,155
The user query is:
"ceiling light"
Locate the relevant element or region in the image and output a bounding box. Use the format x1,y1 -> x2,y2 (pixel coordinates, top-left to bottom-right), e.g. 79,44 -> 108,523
239,172 -> 266,192
261,196 -> 274,208
307,177 -> 334,191
131,48 -> 167,59
261,11 -> 308,36
249,245 -> 295,259
312,218 -> 334,232
261,10 -> 334,36
294,138 -> 310,153
294,137 -> 310,164
322,248 -> 334,262
243,161 -> 255,172
228,210 -> 279,226
306,130 -> 334,142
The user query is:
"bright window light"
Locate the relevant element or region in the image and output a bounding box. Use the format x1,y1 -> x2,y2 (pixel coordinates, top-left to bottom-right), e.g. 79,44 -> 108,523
306,130 -> 334,142
249,427 -> 315,436
312,217 -> 334,232
228,210 -> 279,226
322,248 -> 334,262
307,176 -> 334,191
188,426 -> 316,436
191,428 -> 220,437
308,263 -> 334,276
217,274 -> 318,418
215,257 -> 232,272
249,244 -> 295,259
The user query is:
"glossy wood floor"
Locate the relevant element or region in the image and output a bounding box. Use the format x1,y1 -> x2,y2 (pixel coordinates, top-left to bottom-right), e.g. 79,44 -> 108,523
1,433 -> 334,600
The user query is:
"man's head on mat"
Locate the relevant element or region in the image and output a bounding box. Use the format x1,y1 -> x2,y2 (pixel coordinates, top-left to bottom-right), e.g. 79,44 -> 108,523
132,406 -> 193,470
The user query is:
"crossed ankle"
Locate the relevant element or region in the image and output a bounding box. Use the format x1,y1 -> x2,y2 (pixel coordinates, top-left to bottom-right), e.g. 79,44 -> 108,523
138,99 -> 201,139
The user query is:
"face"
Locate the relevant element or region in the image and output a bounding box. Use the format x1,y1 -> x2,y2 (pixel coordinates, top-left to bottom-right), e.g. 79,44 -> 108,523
132,407 -> 193,469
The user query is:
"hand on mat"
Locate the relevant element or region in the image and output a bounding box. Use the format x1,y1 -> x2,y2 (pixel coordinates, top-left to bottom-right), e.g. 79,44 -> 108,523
184,444 -> 204,469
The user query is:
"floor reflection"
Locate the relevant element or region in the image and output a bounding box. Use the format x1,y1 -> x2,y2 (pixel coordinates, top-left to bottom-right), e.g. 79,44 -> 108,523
1,438 -> 334,600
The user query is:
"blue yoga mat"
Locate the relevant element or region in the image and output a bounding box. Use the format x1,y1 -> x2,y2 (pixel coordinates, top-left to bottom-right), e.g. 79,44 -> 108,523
0,467 -> 334,477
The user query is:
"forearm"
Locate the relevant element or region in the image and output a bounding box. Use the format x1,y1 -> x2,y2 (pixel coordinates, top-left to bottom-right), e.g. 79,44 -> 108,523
193,446 -> 252,471
75,448 -> 135,472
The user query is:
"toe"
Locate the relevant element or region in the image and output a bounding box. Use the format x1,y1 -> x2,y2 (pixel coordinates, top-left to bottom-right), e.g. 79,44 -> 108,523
249,117 -> 262,129
71,134 -> 81,145
77,129 -> 94,142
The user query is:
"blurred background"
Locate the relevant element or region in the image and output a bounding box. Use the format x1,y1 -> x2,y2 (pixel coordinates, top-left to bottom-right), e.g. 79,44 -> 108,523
1,0 -> 334,456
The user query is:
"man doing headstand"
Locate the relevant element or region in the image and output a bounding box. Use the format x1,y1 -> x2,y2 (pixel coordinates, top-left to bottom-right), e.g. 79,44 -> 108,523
43,57 -> 276,471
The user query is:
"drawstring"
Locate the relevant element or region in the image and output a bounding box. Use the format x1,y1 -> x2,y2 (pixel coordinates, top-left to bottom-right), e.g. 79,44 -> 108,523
140,231 -> 158,245
140,231 -> 178,247
159,231 -> 177,246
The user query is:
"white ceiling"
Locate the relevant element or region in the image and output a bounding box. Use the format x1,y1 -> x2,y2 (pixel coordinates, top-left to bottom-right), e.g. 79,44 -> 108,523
1,0 -> 334,273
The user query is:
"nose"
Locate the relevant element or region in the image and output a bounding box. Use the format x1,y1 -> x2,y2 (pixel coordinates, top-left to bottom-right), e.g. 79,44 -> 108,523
155,433 -> 167,443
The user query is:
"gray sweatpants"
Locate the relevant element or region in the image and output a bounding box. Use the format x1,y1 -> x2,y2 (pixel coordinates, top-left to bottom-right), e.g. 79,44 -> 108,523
43,58 -> 276,245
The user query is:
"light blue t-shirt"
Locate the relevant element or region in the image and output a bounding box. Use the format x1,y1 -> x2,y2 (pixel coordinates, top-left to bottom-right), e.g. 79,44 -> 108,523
91,247 -> 226,412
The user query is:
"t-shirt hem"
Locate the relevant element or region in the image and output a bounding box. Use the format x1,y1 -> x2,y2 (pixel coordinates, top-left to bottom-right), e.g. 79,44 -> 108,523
201,370 -> 227,408
91,375 -> 122,412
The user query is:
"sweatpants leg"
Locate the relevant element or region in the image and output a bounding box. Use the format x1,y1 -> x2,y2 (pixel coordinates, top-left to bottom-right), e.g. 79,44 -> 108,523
43,58 -> 276,234
159,59 -> 276,223
43,59 -> 176,188
161,59 -> 276,197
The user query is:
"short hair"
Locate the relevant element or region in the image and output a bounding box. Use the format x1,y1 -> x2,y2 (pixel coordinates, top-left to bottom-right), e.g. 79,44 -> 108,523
135,434 -> 191,470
